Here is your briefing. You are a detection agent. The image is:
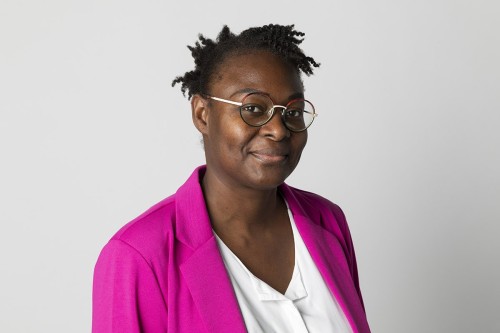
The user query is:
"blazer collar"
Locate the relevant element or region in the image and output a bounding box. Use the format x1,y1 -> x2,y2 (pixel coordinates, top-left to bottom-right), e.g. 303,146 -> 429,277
175,165 -> 213,250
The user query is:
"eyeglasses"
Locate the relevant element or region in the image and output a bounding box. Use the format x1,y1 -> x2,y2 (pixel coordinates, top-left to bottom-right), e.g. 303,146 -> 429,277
207,92 -> 317,132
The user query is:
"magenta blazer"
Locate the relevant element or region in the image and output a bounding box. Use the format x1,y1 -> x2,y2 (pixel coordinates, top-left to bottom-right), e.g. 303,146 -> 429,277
92,166 -> 371,332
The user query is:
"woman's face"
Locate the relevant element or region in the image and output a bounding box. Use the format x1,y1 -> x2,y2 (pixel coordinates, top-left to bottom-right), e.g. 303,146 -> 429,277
196,50 -> 308,190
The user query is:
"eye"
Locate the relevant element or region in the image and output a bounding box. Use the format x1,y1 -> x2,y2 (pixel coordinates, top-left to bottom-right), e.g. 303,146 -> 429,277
285,108 -> 303,118
241,104 -> 266,114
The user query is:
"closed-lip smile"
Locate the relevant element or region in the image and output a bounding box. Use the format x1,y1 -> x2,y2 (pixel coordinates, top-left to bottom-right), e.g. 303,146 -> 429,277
250,149 -> 289,163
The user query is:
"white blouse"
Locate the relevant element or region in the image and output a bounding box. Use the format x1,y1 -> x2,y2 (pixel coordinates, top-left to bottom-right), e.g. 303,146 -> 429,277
214,205 -> 353,333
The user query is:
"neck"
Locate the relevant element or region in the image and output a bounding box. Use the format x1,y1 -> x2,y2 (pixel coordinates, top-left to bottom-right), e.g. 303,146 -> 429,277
201,167 -> 285,236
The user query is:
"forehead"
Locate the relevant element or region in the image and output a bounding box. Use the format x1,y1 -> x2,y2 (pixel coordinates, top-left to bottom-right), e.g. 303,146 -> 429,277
209,50 -> 304,101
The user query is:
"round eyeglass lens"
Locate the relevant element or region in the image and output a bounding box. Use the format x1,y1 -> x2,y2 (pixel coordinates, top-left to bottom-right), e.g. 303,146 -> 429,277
239,93 -> 316,131
240,93 -> 274,127
284,99 -> 315,132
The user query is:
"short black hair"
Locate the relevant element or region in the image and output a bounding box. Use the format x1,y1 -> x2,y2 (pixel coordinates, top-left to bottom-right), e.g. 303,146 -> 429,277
172,24 -> 320,100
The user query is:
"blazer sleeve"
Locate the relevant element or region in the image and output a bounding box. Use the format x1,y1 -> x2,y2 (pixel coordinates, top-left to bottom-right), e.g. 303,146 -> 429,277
92,239 -> 168,333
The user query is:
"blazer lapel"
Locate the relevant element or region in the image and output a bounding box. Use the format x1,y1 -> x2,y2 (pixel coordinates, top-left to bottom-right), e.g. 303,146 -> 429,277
180,237 -> 247,333
175,166 -> 247,333
281,184 -> 370,333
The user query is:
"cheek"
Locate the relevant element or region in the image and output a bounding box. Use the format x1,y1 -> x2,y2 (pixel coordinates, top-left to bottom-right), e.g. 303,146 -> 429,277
211,113 -> 255,154
292,132 -> 308,156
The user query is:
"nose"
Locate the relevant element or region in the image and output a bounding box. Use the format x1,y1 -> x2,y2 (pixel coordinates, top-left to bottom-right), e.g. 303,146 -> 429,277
260,106 -> 290,140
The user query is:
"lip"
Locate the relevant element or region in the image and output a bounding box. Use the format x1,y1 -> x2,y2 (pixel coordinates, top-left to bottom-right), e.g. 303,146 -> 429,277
250,149 -> 289,164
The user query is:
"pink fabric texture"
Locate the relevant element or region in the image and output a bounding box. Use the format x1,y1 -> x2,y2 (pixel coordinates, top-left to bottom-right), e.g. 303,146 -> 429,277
92,165 -> 371,332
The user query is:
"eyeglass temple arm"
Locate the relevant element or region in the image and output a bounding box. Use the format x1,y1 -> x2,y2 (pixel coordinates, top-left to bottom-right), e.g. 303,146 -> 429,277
208,96 -> 242,106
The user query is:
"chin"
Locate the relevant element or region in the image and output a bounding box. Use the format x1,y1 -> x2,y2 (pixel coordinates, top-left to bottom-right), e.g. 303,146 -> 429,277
246,166 -> 293,190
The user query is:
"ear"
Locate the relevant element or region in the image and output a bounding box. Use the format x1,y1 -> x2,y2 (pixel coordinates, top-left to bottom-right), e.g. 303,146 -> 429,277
191,94 -> 209,135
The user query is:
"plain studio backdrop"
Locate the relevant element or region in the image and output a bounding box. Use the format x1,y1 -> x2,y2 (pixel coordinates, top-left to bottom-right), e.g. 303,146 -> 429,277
1,0 -> 499,332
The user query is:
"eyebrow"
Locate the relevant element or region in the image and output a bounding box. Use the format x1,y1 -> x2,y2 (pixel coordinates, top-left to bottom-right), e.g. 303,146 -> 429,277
229,88 -> 261,98
229,88 -> 305,101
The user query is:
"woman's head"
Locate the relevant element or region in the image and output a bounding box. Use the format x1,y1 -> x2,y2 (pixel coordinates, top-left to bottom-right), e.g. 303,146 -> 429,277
173,25 -> 320,190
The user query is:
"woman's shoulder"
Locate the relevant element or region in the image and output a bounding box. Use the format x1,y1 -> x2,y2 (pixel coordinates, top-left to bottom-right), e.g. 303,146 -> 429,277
93,195 -> 176,328
284,184 -> 347,224
102,193 -> 178,262
284,185 -> 358,274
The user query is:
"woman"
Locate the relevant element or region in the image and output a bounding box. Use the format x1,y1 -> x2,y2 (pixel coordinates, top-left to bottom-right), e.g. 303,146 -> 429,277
92,24 -> 371,333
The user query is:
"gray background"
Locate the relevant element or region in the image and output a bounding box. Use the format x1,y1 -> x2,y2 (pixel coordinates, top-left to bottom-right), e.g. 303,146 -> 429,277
1,0 -> 499,332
